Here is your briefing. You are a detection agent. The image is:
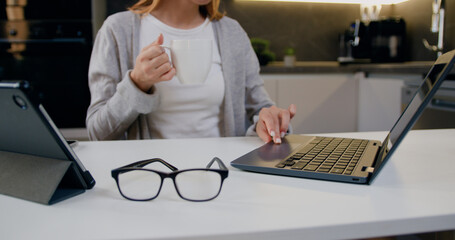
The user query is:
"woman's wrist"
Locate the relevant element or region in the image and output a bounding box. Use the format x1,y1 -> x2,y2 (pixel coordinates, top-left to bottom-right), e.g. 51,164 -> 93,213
129,70 -> 153,93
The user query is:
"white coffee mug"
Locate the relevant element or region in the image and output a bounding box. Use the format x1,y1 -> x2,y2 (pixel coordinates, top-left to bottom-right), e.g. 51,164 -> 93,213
163,39 -> 212,85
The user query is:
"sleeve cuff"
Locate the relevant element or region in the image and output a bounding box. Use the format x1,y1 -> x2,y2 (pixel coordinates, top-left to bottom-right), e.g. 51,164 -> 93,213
116,70 -> 160,114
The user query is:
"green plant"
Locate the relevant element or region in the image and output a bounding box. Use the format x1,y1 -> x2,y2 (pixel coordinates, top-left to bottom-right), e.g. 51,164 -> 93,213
251,38 -> 269,54
284,47 -> 295,56
250,38 -> 275,66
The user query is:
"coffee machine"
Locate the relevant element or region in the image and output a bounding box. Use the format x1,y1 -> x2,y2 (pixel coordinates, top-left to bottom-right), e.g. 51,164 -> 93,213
338,19 -> 370,63
338,17 -> 406,63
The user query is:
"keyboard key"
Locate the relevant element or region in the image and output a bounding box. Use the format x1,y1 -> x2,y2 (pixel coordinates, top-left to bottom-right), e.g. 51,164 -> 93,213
321,162 -> 334,166
304,164 -> 319,171
285,161 -> 295,166
317,168 -> 330,173
330,168 -> 345,174
275,163 -> 286,168
334,163 -> 348,168
302,156 -> 314,161
291,161 -> 308,170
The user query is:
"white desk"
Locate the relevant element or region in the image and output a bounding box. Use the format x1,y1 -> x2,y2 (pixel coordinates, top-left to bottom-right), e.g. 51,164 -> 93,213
1,129 -> 455,240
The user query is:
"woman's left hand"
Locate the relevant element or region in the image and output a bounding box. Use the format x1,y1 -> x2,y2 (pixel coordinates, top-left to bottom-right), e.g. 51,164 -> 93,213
256,104 -> 297,144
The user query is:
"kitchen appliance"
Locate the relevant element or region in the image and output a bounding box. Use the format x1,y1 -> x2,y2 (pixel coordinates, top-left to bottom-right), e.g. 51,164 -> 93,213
338,20 -> 371,63
338,17 -> 406,63
0,0 -> 92,128
369,17 -> 406,62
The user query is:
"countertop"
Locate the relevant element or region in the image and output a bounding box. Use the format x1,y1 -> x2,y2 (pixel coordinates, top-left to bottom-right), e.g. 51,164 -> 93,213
260,61 -> 435,75
2,130 -> 455,240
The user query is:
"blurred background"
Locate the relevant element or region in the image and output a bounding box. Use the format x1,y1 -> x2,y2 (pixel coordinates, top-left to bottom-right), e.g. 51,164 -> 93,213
106,0 -> 454,62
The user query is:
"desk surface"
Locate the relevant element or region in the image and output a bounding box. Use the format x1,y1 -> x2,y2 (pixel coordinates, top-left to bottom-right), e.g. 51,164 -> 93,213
1,129 -> 455,240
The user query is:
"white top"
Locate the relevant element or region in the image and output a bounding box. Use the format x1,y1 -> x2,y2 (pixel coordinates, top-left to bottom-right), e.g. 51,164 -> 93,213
140,15 -> 225,139
1,129 -> 455,240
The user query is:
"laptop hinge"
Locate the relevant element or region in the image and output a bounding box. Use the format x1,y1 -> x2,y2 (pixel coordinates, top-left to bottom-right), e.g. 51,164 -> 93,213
362,166 -> 375,173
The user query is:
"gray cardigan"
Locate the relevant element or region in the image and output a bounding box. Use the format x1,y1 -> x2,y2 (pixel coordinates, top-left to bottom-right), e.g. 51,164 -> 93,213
86,11 -> 274,140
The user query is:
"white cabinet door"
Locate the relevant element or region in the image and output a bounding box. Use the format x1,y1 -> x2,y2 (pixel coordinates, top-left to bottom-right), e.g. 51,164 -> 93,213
262,74 -> 357,134
262,75 -> 278,103
357,73 -> 422,132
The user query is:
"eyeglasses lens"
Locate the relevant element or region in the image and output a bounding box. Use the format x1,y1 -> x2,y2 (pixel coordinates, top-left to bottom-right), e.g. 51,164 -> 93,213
118,170 -> 161,200
175,170 -> 222,201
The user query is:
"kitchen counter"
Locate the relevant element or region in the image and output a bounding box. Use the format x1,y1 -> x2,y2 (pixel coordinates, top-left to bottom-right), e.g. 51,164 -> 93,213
260,61 -> 435,75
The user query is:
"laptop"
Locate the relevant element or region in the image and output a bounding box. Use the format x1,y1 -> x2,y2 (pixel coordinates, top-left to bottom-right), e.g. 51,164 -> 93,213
231,49 -> 455,184
0,80 -> 95,204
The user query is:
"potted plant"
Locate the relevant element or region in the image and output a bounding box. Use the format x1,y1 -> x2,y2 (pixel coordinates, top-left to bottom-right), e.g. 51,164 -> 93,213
283,47 -> 296,67
251,38 -> 275,66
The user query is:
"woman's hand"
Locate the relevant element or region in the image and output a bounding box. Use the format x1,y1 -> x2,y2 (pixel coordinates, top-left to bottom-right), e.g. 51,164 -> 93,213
130,34 -> 176,93
256,104 -> 297,144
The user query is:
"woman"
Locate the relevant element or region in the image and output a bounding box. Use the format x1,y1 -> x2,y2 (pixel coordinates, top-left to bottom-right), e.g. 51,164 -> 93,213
86,0 -> 296,144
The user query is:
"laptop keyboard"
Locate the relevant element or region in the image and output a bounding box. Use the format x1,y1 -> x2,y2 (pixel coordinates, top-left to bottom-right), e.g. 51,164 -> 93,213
275,137 -> 369,175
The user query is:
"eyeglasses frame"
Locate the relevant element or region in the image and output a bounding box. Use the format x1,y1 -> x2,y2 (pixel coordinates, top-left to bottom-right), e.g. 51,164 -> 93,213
111,157 -> 229,202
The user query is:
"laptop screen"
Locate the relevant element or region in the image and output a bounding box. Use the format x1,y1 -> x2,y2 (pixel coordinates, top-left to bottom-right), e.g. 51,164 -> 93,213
370,50 -> 455,182
389,64 -> 444,144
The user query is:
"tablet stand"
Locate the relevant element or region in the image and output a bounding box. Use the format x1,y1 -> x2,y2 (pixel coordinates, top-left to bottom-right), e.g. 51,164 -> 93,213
0,151 -> 86,205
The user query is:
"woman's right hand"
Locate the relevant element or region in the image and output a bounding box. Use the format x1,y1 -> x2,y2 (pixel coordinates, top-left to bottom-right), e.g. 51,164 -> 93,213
130,33 -> 176,93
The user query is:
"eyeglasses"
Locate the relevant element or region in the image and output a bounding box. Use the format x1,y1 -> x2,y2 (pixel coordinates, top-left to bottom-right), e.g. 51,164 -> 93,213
111,157 -> 229,202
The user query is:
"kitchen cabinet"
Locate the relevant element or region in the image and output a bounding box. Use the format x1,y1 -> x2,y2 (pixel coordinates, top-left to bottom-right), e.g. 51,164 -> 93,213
60,71 -> 425,140
402,78 -> 455,130
262,72 -> 423,134
262,74 -> 357,134
357,73 -> 423,132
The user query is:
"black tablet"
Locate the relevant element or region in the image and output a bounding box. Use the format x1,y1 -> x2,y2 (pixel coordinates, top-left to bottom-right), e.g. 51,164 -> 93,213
0,80 -> 95,204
